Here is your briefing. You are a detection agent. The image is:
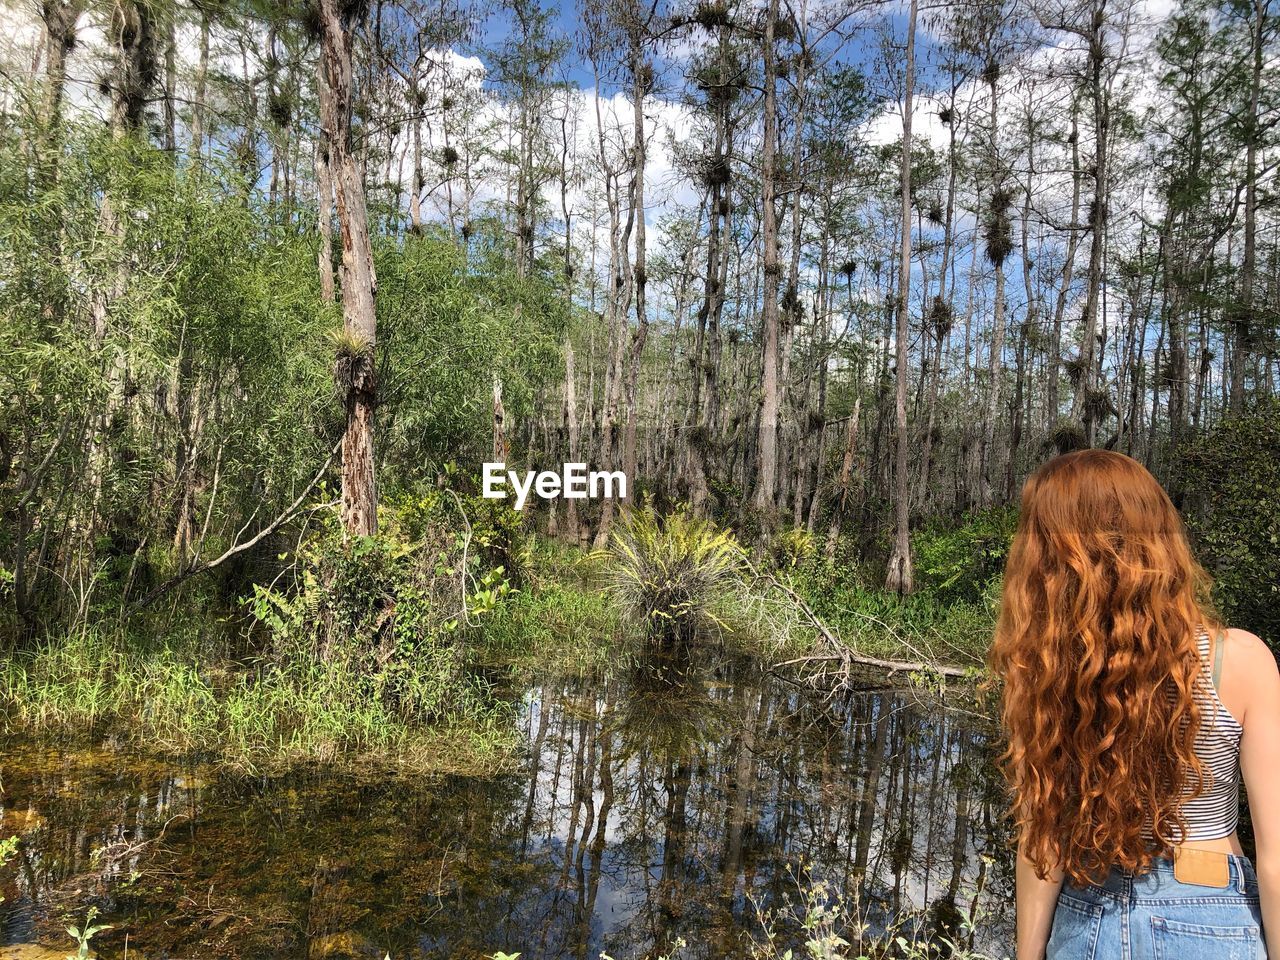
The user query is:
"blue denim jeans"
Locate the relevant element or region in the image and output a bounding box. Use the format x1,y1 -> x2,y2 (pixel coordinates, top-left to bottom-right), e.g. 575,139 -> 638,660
1047,854 -> 1267,959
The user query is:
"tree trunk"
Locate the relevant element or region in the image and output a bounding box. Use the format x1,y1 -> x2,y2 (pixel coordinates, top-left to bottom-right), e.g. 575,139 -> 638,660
493,377 -> 508,463
315,63 -> 337,305
163,8 -> 177,154
40,0 -> 83,131
558,97 -> 580,541
409,54 -> 424,232
1048,96 -> 1082,434
190,5 -> 210,159
685,20 -> 733,516
317,0 -> 378,537
825,397 -> 860,560
918,81 -> 959,509
590,50 -> 636,548
1070,6 -> 1110,447
1230,0 -> 1263,415
885,0 -> 917,596
752,0 -> 782,523
621,29 -> 649,492
109,0 -> 156,134
980,71 -> 1007,506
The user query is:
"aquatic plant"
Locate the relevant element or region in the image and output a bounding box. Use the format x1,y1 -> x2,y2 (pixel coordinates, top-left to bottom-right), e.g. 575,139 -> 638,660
64,906 -> 111,960
597,507 -> 746,643
747,865 -> 1007,960
0,834 -> 16,922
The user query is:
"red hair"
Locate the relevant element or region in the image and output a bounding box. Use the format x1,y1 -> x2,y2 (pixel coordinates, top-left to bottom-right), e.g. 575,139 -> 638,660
989,449 -> 1218,885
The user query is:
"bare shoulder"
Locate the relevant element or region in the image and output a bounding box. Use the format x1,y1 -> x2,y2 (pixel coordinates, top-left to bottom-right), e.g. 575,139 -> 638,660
1222,628 -> 1280,724
1224,627 -> 1276,672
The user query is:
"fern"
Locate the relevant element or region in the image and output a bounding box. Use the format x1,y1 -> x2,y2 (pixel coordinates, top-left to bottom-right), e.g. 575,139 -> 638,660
596,507 -> 745,643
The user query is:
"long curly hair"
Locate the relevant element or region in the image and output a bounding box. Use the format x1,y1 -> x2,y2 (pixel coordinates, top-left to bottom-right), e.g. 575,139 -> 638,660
989,449 -> 1219,885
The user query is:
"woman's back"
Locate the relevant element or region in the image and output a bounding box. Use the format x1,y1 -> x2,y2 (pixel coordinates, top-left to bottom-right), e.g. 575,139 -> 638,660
1039,627 -> 1277,960
1165,628 -> 1243,845
989,450 -> 1280,960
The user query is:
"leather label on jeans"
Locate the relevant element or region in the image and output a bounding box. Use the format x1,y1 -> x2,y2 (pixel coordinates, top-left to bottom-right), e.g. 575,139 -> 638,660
1173,847 -> 1230,887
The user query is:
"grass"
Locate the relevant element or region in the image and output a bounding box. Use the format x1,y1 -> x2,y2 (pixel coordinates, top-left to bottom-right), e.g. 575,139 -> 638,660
788,561 -> 998,670
480,580 -> 626,677
0,625 -> 516,775
479,538 -> 631,679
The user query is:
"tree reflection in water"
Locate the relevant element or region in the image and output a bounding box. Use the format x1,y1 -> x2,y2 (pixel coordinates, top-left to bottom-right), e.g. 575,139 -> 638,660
0,646 -> 1012,959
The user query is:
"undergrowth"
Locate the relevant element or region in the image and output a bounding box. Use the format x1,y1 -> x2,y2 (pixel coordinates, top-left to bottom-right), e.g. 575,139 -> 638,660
0,624 -> 514,774
788,560 -> 997,668
0,495 -> 529,774
583,508 -> 996,674
1,502 -> 1006,774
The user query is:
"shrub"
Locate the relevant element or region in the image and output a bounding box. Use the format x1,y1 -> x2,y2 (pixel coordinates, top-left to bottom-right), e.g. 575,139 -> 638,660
1,503 -> 520,772
398,487 -> 530,589
247,500 -> 521,725
911,507 -> 1017,604
597,507 -> 746,643
772,526 -> 817,569
1178,400 -> 1280,645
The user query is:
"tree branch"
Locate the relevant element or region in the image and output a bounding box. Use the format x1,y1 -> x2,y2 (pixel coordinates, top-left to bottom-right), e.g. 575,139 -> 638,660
127,441 -> 341,614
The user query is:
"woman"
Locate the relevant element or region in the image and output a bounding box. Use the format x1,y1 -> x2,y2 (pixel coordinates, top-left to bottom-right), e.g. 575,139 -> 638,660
989,449 -> 1280,960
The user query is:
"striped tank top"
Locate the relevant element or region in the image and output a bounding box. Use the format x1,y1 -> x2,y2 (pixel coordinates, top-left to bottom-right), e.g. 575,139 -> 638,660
1152,627 -> 1244,841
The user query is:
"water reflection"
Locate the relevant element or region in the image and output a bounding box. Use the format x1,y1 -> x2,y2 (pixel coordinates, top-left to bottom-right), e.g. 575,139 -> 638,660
0,646 -> 1012,959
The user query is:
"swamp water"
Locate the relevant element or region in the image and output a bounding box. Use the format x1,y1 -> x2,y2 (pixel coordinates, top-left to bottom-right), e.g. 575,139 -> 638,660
0,648 -> 1013,959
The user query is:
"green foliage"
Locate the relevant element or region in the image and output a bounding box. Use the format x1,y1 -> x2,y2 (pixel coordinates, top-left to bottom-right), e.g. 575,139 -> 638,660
0,833 -> 16,917
0,111 -> 565,636
398,486 -> 530,597
248,519 -> 470,723
791,558 -> 997,666
243,498 -> 525,731
65,907 -> 111,960
1179,400 -> 1280,644
0,120 -> 330,630
598,507 -> 747,643
772,527 -> 817,569
0,503 -> 522,772
911,508 -> 1017,604
374,226 -> 567,475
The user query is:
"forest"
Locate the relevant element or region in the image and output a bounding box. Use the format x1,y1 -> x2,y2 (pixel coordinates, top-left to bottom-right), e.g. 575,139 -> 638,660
0,0 -> 1277,954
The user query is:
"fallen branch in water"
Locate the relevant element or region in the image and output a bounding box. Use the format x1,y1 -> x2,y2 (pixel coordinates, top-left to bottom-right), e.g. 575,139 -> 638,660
743,557 -> 975,684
